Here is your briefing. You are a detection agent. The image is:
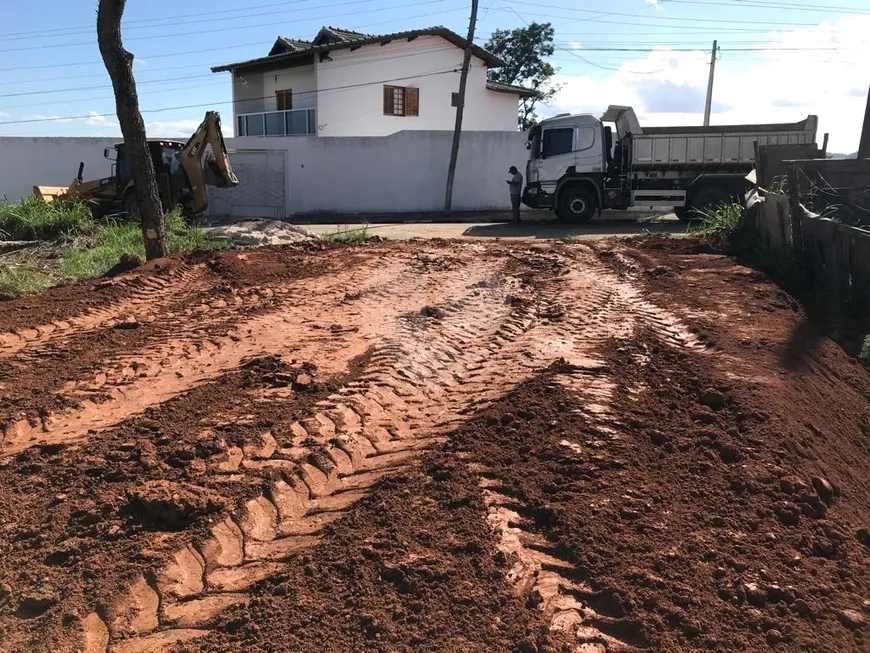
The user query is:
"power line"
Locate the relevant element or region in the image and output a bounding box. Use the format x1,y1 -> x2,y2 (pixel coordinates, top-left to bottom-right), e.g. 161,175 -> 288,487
496,7 -> 868,34
503,0 -> 838,27
0,69 -> 460,127
0,43 -> 465,111
4,39 -> 461,88
0,0 -> 463,54
663,0 -> 870,14
0,0 -> 336,41
0,5 -> 463,72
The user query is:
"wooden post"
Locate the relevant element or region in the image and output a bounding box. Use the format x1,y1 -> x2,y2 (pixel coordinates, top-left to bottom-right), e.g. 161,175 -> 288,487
703,40 -> 717,127
443,0 -> 479,216
787,162 -> 803,263
859,84 -> 870,159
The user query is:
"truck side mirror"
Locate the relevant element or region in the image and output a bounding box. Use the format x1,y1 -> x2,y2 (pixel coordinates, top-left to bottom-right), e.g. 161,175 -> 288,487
104,148 -> 117,161
525,141 -> 531,150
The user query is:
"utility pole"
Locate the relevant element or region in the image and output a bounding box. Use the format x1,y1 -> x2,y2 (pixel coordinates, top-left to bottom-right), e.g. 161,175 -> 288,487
444,0 -> 479,216
703,40 -> 718,127
858,83 -> 870,159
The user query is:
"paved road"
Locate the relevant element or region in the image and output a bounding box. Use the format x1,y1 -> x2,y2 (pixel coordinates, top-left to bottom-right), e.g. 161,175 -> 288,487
304,215 -> 685,240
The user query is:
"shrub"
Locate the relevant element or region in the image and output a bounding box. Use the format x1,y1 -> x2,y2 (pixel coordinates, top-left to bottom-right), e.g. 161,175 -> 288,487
0,197 -> 94,241
687,202 -> 750,247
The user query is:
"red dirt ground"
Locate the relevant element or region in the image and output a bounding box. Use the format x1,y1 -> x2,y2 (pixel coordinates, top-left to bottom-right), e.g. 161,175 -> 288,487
0,237 -> 868,653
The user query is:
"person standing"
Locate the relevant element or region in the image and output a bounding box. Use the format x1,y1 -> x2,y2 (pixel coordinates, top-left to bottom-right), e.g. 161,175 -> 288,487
506,166 -> 523,223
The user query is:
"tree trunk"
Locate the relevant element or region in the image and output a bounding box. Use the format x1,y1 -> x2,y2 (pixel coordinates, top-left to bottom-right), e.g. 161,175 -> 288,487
97,0 -> 166,260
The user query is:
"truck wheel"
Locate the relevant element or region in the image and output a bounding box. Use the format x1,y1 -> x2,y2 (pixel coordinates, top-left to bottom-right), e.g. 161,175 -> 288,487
687,187 -> 733,219
557,187 -> 597,223
124,192 -> 140,223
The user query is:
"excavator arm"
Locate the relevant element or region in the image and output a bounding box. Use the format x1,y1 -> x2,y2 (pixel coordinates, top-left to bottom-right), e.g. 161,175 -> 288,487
176,111 -> 239,215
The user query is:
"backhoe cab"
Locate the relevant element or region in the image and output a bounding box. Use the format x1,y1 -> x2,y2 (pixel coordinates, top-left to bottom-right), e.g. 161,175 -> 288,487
33,111 -> 238,220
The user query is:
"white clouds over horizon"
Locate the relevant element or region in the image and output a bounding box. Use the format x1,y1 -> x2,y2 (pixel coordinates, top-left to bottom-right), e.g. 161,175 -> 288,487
546,15 -> 870,153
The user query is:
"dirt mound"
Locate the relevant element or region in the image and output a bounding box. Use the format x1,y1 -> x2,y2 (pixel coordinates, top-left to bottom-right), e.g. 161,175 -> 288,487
0,238 -> 868,652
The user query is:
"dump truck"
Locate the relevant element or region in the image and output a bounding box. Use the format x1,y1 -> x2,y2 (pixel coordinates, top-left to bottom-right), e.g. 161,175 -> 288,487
34,111 -> 238,219
522,105 -> 818,222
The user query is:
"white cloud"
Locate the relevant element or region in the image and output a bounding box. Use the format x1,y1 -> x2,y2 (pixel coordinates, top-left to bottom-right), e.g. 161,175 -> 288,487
144,118 -> 202,137
644,0 -> 662,6
84,111 -> 111,127
568,42 -> 583,51
547,16 -> 870,153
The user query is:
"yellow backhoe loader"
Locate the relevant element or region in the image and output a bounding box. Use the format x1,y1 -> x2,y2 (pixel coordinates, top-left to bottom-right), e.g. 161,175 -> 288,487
33,111 -> 238,219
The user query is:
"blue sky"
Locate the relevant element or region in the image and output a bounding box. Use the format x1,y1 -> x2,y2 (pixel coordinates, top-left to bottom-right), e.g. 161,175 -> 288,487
0,0 -> 868,150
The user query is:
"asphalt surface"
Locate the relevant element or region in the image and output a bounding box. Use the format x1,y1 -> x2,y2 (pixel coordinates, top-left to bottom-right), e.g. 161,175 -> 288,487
302,213 -> 685,241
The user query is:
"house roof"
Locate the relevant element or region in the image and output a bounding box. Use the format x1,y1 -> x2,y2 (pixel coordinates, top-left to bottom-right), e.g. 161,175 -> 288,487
486,81 -> 537,98
268,37 -> 312,56
211,25 -> 505,73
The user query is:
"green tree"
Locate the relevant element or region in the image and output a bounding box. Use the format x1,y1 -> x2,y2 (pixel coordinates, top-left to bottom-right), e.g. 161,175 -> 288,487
485,23 -> 561,131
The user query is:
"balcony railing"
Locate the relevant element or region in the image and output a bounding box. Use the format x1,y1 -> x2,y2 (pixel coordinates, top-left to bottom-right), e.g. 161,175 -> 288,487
237,108 -> 316,137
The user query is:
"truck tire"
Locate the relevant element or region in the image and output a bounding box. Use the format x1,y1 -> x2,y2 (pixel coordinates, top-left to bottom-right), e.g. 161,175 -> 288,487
557,186 -> 597,223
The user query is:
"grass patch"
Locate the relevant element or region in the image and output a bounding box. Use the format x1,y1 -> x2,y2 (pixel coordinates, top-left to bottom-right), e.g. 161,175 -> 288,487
0,265 -> 54,298
321,226 -> 370,243
686,203 -> 746,242
0,204 -> 227,298
60,211 -> 227,279
0,196 -> 95,241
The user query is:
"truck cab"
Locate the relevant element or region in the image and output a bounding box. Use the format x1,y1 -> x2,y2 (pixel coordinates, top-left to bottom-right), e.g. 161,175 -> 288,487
524,113 -> 608,222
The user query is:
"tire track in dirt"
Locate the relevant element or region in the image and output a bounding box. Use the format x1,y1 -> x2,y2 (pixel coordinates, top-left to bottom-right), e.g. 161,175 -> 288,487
72,255 -> 545,652
0,244 -> 717,652
0,251 -> 492,456
463,248 -> 710,652
0,262 -> 207,359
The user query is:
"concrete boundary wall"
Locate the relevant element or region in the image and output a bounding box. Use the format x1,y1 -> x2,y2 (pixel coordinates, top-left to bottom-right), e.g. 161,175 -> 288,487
0,131 -> 528,215
0,137 -> 118,202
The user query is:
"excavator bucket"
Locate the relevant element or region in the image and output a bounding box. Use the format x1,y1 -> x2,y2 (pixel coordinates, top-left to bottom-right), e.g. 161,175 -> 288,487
33,186 -> 71,203
176,111 -> 239,215
33,163 -> 84,204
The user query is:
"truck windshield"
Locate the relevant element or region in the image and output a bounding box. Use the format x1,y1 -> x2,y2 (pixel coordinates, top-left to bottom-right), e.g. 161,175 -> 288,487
542,128 -> 574,158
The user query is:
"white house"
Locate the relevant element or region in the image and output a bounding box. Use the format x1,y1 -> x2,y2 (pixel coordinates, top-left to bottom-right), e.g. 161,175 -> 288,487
211,26 -> 533,138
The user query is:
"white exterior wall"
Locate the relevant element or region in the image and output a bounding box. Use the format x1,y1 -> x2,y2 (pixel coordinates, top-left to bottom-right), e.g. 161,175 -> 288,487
237,64 -> 318,114
0,131 -> 529,214
0,137 -> 118,202
314,36 -> 518,136
219,130 -> 528,213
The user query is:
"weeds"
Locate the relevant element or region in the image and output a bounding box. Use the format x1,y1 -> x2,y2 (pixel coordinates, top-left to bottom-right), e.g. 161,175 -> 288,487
60,210 -> 226,279
687,202 -> 748,245
0,265 -> 54,298
0,204 -> 226,298
322,226 -> 370,243
0,197 -> 95,241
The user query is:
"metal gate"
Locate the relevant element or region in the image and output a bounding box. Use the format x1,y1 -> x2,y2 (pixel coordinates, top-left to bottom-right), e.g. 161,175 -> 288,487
207,149 -> 286,219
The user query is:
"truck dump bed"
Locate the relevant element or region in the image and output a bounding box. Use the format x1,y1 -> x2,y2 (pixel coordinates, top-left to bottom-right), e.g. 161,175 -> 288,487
630,116 -> 818,168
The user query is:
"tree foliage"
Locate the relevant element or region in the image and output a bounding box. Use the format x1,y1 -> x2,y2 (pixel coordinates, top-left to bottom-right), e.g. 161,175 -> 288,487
485,23 -> 561,131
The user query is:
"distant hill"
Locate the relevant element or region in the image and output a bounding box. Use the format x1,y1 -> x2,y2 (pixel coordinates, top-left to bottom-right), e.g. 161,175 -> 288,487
828,152 -> 858,159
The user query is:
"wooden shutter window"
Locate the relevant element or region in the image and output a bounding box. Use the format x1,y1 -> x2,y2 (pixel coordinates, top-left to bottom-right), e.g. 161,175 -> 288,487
405,87 -> 419,117
276,89 -> 293,111
383,86 -> 395,115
